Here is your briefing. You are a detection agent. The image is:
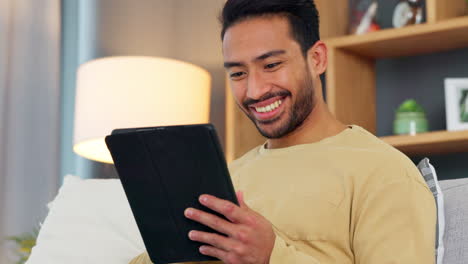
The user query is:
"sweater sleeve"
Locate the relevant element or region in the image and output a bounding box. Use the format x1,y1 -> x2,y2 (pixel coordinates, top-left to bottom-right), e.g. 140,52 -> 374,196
352,174 -> 436,264
129,236 -> 322,264
128,252 -> 220,264
129,252 -> 152,264
128,231 -> 322,264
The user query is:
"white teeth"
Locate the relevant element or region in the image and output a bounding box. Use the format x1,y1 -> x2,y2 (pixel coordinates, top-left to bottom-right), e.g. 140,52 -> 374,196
254,99 -> 283,113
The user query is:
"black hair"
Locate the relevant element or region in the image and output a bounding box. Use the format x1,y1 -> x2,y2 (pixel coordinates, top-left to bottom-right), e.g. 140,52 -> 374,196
220,0 -> 320,55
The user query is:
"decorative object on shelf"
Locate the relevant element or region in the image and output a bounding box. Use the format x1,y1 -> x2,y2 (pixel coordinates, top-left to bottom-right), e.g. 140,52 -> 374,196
393,0 -> 424,28
73,56 -> 212,163
444,78 -> 468,131
393,99 -> 429,135
349,0 -> 381,35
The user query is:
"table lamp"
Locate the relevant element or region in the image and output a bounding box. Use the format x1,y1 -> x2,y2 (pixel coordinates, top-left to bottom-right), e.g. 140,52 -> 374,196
73,56 -> 211,163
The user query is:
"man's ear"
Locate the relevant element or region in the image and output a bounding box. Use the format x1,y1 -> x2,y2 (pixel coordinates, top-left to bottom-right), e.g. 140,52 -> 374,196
306,41 -> 328,76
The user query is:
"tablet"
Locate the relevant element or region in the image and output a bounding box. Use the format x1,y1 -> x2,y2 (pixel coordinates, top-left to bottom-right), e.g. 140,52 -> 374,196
105,124 -> 238,264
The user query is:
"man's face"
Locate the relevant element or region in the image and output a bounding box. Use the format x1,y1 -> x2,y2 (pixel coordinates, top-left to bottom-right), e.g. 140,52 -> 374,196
223,16 -> 316,139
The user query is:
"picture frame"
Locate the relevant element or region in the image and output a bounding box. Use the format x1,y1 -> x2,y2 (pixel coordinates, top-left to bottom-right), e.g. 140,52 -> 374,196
444,78 -> 468,131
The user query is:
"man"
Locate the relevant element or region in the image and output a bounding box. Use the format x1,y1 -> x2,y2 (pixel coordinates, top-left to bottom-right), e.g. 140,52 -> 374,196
131,0 -> 436,263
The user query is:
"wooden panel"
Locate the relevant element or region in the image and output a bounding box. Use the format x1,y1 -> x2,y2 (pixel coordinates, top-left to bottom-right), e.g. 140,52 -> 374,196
382,130 -> 468,156
327,47 -> 376,133
427,0 -> 468,23
325,16 -> 468,58
225,81 -> 265,163
225,78 -> 236,163
315,0 -> 349,38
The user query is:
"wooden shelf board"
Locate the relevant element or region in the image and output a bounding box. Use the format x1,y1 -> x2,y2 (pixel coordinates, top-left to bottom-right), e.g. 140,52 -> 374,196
381,130 -> 468,156
325,16 -> 468,58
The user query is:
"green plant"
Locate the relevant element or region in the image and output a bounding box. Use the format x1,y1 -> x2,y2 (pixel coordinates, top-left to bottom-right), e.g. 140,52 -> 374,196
6,228 -> 39,264
396,99 -> 425,113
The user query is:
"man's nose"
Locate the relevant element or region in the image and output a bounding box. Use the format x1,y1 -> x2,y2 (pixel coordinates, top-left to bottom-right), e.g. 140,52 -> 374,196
246,71 -> 271,100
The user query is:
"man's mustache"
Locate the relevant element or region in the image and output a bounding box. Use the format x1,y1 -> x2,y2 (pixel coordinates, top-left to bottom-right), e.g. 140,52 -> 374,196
242,91 -> 291,109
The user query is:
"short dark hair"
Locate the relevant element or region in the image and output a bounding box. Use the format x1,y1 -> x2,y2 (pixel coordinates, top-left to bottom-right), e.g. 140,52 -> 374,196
219,0 -> 320,55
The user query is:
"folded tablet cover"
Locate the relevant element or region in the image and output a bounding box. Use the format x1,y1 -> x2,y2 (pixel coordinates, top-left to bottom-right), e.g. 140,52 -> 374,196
105,124 -> 238,264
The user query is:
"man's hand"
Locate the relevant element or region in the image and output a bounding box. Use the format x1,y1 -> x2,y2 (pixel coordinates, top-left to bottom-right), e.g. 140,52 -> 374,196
184,191 -> 276,264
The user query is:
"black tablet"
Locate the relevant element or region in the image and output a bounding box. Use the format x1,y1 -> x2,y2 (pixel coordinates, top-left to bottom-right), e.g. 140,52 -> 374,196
105,124 -> 238,264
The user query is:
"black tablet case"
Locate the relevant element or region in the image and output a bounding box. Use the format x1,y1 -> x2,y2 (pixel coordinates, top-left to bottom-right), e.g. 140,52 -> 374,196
105,124 -> 238,264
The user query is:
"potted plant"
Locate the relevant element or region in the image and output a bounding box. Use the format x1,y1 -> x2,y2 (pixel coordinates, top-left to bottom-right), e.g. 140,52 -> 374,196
6,229 -> 38,264
393,99 -> 429,135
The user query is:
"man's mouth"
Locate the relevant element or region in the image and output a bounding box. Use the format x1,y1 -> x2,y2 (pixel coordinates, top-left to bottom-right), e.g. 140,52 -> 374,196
249,96 -> 286,121
253,99 -> 282,113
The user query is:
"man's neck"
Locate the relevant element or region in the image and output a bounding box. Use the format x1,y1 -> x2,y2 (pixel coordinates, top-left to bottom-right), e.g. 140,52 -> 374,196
266,101 -> 348,149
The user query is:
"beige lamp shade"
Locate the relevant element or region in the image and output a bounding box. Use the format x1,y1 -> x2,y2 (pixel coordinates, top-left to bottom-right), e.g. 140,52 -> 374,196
73,56 -> 211,163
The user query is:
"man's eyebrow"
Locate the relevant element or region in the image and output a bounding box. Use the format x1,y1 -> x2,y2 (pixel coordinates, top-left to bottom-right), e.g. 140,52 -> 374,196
223,50 -> 286,69
224,61 -> 244,69
254,50 -> 286,61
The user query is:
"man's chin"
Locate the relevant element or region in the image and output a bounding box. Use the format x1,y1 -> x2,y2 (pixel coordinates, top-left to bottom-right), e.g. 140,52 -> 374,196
256,115 -> 281,125
244,111 -> 288,138
255,120 -> 288,139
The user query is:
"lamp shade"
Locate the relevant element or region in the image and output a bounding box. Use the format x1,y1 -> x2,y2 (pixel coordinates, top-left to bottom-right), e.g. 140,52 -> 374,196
73,56 -> 211,163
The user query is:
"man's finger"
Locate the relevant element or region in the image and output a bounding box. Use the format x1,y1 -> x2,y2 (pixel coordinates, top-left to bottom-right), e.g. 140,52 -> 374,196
236,190 -> 248,209
185,208 -> 236,236
188,230 -> 239,252
199,245 -> 229,261
199,194 -> 248,223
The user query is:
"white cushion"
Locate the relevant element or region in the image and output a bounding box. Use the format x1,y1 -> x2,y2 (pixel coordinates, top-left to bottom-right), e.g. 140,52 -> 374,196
26,175 -> 145,264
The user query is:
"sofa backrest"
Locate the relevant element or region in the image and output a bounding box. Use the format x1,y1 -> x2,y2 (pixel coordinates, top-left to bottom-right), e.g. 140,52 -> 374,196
439,178 -> 468,264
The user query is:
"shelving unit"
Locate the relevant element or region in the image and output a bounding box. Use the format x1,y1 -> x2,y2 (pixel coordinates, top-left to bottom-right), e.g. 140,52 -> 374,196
325,18 -> 468,133
225,0 -> 468,162
325,16 -> 468,58
382,130 -> 468,156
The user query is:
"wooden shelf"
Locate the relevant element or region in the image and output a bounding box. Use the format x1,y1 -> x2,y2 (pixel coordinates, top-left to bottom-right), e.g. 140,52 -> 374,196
381,130 -> 468,156
325,16 -> 468,58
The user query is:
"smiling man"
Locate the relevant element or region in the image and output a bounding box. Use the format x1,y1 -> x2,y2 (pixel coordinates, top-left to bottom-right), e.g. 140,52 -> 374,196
130,1 -> 436,263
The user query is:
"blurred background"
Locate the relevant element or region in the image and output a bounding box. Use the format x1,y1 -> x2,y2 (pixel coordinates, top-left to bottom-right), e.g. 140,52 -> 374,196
1,0 -> 468,263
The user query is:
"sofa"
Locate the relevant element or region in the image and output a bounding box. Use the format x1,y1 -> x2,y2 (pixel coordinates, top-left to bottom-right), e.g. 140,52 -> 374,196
26,175 -> 468,264
438,178 -> 468,263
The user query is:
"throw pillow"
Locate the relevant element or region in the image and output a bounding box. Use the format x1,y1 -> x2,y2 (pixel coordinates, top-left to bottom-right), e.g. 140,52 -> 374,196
417,158 -> 445,264
26,175 -> 145,264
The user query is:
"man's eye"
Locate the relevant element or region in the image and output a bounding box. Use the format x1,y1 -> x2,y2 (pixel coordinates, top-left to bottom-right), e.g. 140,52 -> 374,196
230,72 -> 245,78
265,62 -> 282,69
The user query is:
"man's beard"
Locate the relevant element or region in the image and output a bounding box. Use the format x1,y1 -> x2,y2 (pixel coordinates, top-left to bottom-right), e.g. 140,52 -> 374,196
241,70 -> 315,139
